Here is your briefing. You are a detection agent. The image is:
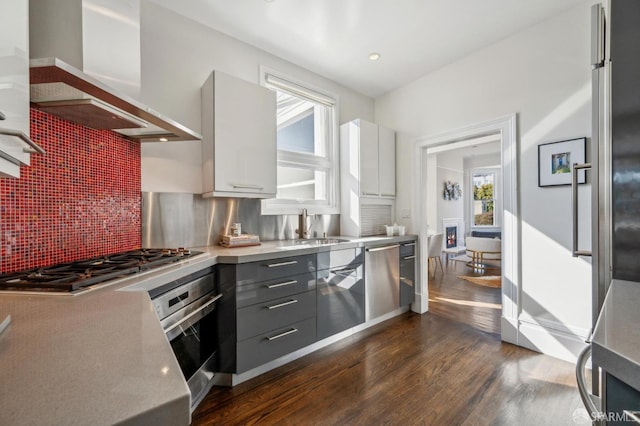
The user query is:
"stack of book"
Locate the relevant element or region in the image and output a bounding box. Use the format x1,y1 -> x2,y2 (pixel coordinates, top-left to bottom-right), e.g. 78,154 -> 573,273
220,234 -> 261,248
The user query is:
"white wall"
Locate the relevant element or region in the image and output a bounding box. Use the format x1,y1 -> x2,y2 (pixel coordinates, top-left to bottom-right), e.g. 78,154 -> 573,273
138,1 -> 375,193
436,150 -> 464,234
375,1 -> 593,361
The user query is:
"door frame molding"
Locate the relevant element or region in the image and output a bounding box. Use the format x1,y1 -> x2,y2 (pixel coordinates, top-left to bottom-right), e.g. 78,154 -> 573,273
412,114 -> 519,345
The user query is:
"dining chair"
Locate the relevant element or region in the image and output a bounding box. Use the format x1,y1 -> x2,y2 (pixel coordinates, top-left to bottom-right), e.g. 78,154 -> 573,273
427,233 -> 444,278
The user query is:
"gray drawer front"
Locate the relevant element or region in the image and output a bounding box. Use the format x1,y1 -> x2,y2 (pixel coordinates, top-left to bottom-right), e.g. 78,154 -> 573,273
236,271 -> 316,308
236,254 -> 316,285
400,241 -> 416,257
317,266 -> 365,340
236,317 -> 316,373
237,290 -> 316,340
317,248 -> 363,270
400,258 -> 415,306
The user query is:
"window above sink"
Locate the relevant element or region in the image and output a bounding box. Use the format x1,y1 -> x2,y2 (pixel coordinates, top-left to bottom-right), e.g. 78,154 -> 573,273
260,66 -> 339,215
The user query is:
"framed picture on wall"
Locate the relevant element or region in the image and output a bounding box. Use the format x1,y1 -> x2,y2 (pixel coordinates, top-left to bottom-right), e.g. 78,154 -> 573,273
538,137 -> 587,187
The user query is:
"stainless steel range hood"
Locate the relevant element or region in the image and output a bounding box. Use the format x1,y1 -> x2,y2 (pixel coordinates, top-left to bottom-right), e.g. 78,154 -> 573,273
29,0 -> 201,143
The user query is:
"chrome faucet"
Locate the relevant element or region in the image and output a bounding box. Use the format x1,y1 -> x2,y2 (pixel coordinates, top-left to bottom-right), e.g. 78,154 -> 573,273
296,208 -> 312,239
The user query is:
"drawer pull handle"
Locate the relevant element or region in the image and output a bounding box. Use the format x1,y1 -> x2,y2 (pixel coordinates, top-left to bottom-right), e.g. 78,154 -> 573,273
266,328 -> 298,341
266,260 -> 298,268
266,299 -> 298,310
266,280 -> 298,289
403,255 -> 416,260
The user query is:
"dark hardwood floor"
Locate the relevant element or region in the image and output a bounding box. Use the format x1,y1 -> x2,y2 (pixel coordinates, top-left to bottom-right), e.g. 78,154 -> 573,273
193,258 -> 583,425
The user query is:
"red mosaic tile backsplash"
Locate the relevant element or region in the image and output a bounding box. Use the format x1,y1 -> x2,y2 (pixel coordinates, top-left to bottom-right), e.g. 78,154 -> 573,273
0,109 -> 141,273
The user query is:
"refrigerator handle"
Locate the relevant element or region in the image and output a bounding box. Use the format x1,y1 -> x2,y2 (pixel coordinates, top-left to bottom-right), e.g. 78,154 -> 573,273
572,162 -> 592,257
591,4 -> 605,68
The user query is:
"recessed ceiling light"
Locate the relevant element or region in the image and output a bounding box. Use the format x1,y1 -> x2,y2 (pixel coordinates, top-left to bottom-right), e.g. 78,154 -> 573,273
369,52 -> 381,61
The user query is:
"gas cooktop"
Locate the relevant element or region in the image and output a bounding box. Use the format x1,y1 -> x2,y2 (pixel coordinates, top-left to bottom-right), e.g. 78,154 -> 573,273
0,248 -> 202,294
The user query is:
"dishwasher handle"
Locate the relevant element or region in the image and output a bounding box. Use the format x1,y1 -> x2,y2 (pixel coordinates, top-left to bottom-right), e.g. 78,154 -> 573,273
366,244 -> 400,252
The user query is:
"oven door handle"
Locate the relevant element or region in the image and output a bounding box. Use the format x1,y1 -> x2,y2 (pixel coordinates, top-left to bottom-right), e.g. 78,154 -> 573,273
163,293 -> 222,337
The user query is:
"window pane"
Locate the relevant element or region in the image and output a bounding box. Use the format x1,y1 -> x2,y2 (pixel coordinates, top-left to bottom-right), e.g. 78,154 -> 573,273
277,166 -> 327,201
472,173 -> 494,200
276,92 -> 326,157
474,200 -> 495,226
472,172 -> 495,226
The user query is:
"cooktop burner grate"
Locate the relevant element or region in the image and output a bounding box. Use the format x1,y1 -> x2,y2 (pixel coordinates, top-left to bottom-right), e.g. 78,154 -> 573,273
0,248 -> 201,293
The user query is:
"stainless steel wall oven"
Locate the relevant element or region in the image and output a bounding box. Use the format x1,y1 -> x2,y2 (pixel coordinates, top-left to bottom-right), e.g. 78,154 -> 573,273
149,266 -> 221,410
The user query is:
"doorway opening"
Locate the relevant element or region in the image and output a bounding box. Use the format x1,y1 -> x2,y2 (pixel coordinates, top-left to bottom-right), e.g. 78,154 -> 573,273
413,114 -> 519,345
426,138 -> 503,334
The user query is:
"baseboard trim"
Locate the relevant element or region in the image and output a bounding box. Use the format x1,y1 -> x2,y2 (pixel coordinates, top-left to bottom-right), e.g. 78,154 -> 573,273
517,320 -> 589,363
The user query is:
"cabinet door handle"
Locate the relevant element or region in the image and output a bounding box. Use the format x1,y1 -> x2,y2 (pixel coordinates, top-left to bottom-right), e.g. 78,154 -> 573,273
381,193 -> 395,197
266,280 -> 297,289
266,328 -> 298,341
0,128 -> 46,154
232,183 -> 264,190
362,192 -> 378,196
403,242 -> 416,247
266,260 -> 298,268
266,299 -> 298,310
402,255 -> 416,260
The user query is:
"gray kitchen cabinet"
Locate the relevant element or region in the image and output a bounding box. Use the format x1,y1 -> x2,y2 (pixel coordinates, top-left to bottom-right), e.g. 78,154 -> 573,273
201,70 -> 277,198
317,248 -> 365,340
399,242 -> 416,306
0,0 -> 38,178
236,317 -> 316,373
604,372 -> 640,425
237,290 -> 316,341
216,253 -> 317,374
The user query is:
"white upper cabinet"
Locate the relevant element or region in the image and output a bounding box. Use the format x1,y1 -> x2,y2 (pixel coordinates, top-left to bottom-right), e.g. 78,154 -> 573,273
378,124 -> 396,198
201,71 -> 277,198
0,0 -> 40,178
359,119 -> 379,197
341,119 -> 396,199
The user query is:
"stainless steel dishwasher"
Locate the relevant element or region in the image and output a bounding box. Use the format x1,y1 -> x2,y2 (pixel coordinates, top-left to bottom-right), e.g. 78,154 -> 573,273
365,244 -> 400,320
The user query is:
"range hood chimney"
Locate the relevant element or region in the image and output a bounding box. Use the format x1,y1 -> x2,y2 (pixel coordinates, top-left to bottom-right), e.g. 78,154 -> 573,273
29,0 -> 201,142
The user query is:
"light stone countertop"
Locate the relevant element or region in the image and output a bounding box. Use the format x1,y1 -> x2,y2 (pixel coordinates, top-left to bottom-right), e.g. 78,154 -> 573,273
0,235 -> 416,425
592,279 -> 640,391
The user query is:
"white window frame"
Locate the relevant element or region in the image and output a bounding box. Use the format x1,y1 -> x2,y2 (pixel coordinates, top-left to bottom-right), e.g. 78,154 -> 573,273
470,168 -> 500,228
260,66 -> 340,215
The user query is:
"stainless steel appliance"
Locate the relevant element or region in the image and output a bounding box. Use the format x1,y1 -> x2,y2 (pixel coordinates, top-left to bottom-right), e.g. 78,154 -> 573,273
364,244 -> 400,320
0,248 -> 201,294
150,266 -> 221,411
576,1 -> 640,421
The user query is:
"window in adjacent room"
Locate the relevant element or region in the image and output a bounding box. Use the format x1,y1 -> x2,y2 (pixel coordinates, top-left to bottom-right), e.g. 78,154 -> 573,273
472,171 -> 496,226
260,66 -> 339,214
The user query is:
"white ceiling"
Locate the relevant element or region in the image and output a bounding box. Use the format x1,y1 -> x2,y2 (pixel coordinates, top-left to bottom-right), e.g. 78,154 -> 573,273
148,0 -> 586,98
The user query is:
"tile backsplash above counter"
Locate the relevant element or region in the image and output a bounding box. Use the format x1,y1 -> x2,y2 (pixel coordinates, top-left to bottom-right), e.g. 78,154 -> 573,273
0,109 -> 141,273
